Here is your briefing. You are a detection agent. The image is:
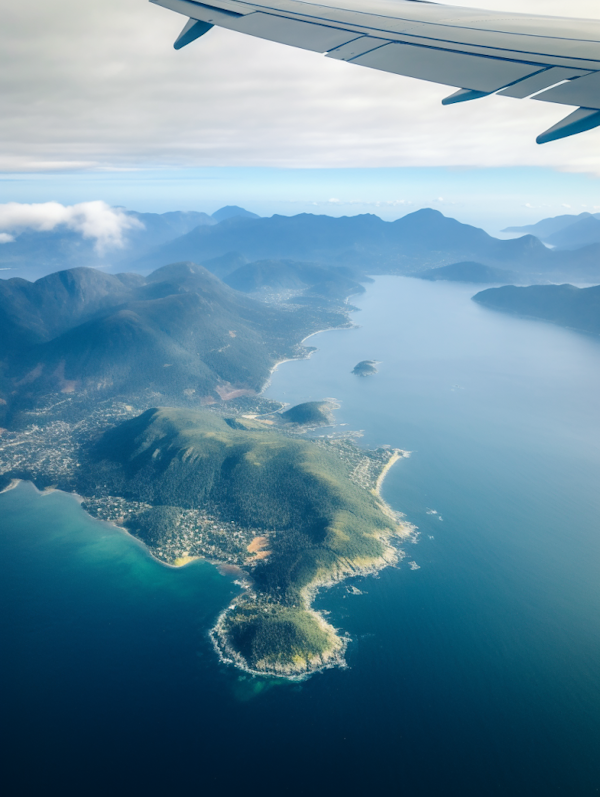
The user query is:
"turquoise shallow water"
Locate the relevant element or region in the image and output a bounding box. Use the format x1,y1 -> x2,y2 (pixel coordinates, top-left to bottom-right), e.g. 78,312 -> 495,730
2,276 -> 600,796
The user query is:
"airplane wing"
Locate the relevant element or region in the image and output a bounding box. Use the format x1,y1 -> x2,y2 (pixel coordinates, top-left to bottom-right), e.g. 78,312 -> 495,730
149,0 -> 600,144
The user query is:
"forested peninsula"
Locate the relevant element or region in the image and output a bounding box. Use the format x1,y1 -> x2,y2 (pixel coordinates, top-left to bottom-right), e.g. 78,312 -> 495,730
79,407 -> 411,677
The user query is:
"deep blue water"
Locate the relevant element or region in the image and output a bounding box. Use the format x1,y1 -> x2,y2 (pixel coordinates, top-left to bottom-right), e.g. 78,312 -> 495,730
2,277 -> 600,796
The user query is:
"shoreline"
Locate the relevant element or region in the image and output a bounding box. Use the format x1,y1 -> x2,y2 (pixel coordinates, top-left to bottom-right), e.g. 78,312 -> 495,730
0,303 -> 418,681
209,602 -> 349,682
0,478 -> 20,494
0,479 -> 213,572
375,450 -> 404,497
261,322 -> 354,395
211,448 -> 418,681
2,438 -> 416,681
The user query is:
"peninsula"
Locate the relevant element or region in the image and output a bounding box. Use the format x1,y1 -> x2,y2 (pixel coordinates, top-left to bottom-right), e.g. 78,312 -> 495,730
78,407 -> 411,677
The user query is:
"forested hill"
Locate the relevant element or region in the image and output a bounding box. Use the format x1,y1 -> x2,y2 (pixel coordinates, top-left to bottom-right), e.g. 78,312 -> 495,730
473,284 -> 600,336
0,263 -> 347,423
81,407 -> 402,676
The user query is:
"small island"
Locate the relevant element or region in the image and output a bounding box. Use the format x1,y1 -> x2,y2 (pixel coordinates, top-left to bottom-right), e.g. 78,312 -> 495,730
77,407 -> 411,678
352,360 -> 379,377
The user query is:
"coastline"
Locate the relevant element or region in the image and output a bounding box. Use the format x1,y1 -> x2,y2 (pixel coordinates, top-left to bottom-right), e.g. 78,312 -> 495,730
0,480 -> 211,572
0,304 -> 417,682
374,450 -> 404,497
261,323 -> 354,395
0,478 -> 21,494
211,447 -> 418,680
210,603 -> 349,682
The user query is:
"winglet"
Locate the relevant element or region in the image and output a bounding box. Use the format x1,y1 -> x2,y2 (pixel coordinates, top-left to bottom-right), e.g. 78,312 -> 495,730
174,18 -> 213,50
442,88 -> 491,106
537,107 -> 600,144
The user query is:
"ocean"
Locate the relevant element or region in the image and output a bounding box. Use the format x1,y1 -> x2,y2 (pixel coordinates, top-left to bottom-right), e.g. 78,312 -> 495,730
2,276 -> 599,796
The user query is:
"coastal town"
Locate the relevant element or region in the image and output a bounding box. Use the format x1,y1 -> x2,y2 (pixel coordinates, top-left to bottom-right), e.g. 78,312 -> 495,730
0,391 -> 410,571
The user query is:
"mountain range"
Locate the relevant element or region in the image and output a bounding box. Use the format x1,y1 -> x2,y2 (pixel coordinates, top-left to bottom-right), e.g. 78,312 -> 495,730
503,212 -> 600,250
0,263 -> 347,424
127,209 -> 545,276
5,205 -> 600,284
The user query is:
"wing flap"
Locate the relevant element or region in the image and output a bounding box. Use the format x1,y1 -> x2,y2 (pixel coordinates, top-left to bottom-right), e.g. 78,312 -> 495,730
533,71 -> 600,109
350,42 -> 543,93
497,67 -> 591,99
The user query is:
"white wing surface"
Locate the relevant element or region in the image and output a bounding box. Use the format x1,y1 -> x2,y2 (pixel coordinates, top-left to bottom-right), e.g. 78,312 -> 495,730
150,0 -> 600,143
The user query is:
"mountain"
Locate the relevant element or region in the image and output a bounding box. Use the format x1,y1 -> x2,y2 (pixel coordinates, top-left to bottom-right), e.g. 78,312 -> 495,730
130,209 -> 544,275
0,263 -> 347,420
472,284 -> 600,336
211,206 -> 260,222
128,208 -> 600,282
0,268 -> 144,350
503,212 -> 600,241
544,216 -> 600,250
8,205 -> 600,287
0,210 -> 215,281
417,261 -> 517,283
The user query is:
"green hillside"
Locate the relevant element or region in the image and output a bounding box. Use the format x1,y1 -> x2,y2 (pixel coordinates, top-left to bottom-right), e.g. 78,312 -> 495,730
82,407 -> 404,676
0,263 -> 347,422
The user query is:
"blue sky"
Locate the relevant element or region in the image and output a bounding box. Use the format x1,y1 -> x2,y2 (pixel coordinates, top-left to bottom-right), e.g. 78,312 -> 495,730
2,166 -> 599,235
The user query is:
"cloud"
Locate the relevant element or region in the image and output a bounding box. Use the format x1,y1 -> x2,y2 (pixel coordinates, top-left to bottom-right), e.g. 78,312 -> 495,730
1,0 -> 600,174
0,202 -> 142,249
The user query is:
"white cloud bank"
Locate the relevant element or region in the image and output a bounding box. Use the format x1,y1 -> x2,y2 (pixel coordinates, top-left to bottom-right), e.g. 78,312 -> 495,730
0,202 -> 141,249
1,0 -> 600,173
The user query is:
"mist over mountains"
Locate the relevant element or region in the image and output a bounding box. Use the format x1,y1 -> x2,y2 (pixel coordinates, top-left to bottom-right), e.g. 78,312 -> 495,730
504,211 -> 600,251
0,206 -> 239,281
4,204 -> 600,285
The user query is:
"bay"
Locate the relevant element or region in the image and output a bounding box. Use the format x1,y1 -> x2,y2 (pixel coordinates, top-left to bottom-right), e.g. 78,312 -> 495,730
2,276 -> 599,796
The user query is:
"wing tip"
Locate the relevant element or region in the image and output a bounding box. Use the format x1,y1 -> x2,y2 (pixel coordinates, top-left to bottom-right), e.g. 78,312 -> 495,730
537,107 -> 600,145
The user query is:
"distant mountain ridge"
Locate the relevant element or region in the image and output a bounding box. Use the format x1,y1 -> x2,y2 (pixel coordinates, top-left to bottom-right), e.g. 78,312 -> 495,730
0,206 -> 258,280
503,212 -> 600,250
5,205 -> 600,285
126,209 -> 600,283
128,209 -> 545,275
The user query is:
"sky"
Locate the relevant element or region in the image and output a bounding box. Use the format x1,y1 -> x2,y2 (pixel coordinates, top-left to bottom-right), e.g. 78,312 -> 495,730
1,0 -> 600,234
